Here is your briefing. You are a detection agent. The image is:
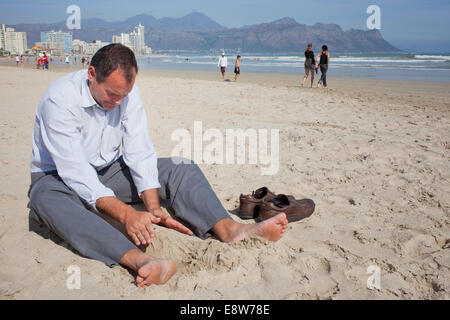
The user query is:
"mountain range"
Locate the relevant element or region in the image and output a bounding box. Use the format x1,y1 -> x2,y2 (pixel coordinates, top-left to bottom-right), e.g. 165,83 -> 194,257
11,12 -> 401,53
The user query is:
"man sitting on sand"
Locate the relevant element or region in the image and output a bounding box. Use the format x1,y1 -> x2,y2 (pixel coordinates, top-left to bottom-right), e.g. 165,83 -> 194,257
28,44 -> 288,288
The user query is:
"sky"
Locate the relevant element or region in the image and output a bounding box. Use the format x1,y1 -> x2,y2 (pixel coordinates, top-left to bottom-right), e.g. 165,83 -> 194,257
1,0 -> 449,52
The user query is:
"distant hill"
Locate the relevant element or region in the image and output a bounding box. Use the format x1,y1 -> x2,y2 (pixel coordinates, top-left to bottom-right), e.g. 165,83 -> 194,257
10,13 -> 401,53
197,18 -> 401,53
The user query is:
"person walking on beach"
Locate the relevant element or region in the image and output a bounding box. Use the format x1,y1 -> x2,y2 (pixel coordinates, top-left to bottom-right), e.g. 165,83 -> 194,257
28,44 -> 289,288
316,45 -> 330,88
15,55 -> 20,67
301,43 -> 315,88
65,56 -> 70,67
234,55 -> 241,82
217,52 -> 227,80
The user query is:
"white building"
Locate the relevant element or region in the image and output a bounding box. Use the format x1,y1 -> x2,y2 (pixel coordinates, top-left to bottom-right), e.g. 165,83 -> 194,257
41,30 -> 72,54
132,24 -> 145,55
0,25 -> 5,50
1,25 -> 27,55
72,39 -> 87,54
85,40 -> 110,55
112,24 -> 151,56
112,33 -> 131,47
71,39 -> 110,55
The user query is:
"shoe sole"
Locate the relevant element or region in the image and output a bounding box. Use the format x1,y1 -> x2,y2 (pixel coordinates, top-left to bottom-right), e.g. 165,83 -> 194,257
237,210 -> 256,219
257,212 -> 313,223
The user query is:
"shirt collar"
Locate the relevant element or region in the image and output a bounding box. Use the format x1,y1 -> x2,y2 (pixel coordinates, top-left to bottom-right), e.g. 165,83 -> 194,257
80,70 -> 99,108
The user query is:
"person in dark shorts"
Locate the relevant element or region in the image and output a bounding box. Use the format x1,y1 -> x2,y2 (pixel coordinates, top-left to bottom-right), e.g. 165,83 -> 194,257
316,45 -> 330,88
217,53 -> 227,80
301,43 -> 315,88
234,55 -> 241,82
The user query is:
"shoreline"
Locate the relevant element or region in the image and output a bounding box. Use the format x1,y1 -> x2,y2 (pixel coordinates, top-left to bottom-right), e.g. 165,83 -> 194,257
2,56 -> 450,86
1,60 -> 449,107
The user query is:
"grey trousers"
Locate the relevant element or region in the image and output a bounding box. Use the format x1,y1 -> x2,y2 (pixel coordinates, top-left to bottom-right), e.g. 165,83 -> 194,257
318,65 -> 328,87
28,156 -> 230,266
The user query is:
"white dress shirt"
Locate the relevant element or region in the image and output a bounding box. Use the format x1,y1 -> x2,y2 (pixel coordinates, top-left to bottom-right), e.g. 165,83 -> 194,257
217,56 -> 227,67
31,70 -> 160,210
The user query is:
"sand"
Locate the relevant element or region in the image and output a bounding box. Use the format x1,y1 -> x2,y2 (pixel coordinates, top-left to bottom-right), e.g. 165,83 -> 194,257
0,60 -> 449,300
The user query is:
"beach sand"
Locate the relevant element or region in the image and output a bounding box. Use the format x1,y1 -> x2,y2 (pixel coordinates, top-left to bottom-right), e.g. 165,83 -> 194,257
0,61 -> 449,299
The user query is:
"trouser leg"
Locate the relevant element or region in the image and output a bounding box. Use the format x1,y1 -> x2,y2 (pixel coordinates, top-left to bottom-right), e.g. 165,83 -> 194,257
156,157 -> 230,239
320,65 -> 328,86
28,172 -> 136,267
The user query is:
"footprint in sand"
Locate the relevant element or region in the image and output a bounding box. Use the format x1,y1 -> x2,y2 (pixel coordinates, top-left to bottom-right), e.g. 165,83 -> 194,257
295,254 -> 331,274
401,234 -> 441,258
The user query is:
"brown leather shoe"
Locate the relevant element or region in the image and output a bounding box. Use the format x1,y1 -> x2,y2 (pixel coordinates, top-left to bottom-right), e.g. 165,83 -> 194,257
258,194 -> 315,223
238,187 -> 276,219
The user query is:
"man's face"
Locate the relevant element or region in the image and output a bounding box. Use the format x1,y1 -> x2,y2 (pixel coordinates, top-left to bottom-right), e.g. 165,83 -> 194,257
88,67 -> 136,110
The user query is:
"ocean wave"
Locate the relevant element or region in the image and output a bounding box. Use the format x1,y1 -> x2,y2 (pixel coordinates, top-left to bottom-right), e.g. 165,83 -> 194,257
414,54 -> 450,60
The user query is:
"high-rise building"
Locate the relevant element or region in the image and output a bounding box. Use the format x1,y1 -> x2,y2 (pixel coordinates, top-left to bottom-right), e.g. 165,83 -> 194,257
0,24 -> 27,55
133,24 -> 145,55
113,33 -> 132,48
41,30 -> 72,54
0,25 -> 5,50
112,24 -> 150,56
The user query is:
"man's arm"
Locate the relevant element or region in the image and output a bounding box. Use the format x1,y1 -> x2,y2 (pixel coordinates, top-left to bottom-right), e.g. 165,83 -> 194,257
121,86 -> 193,237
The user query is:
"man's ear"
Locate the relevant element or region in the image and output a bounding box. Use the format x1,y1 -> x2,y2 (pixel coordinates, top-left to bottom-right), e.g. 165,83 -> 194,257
87,66 -> 96,83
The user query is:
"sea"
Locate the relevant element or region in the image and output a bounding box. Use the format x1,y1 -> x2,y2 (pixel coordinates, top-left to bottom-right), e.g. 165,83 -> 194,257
136,52 -> 450,83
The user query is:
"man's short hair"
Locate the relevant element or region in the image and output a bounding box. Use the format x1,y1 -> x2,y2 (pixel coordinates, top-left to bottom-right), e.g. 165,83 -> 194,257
90,43 -> 138,84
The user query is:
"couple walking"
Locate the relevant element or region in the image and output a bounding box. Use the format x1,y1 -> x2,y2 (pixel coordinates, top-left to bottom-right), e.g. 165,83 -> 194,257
301,43 -> 330,88
217,53 -> 241,81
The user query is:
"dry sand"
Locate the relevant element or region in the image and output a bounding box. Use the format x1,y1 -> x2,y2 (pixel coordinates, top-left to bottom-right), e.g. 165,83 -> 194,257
0,61 -> 449,300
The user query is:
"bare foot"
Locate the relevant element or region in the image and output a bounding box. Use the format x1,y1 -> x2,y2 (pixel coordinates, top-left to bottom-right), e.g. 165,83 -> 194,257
218,213 -> 288,243
120,249 -> 177,287
136,258 -> 177,288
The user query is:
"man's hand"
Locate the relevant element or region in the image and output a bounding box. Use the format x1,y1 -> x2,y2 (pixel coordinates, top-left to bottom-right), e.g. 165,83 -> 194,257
140,188 -> 194,237
150,207 -> 194,236
123,210 -> 161,246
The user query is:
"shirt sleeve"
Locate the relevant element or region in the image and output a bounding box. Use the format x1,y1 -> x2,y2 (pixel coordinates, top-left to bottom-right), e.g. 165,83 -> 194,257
39,96 -> 116,211
121,86 -> 161,195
